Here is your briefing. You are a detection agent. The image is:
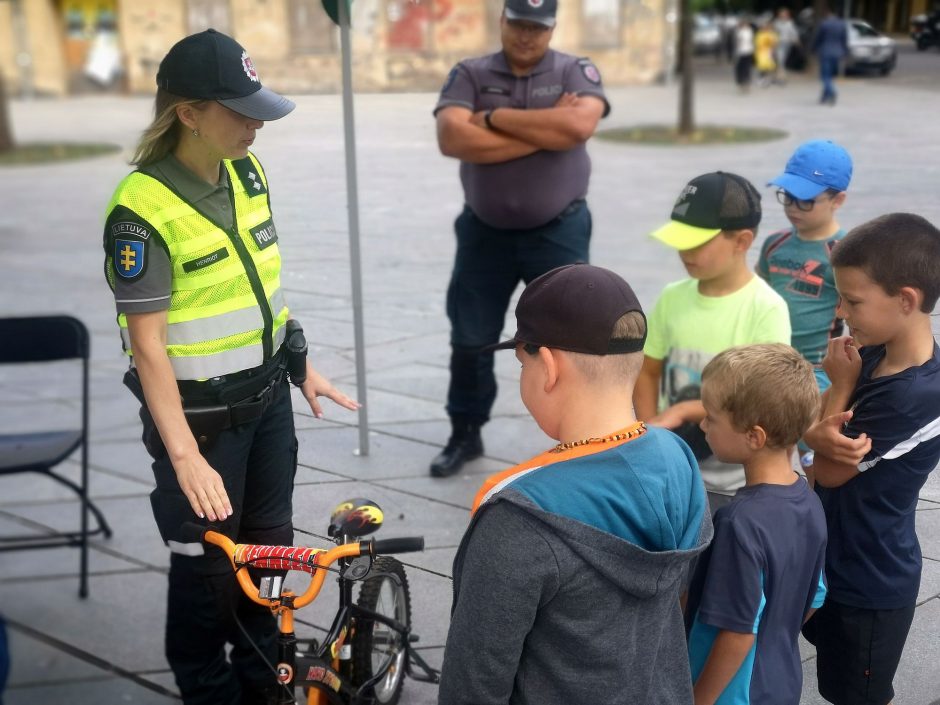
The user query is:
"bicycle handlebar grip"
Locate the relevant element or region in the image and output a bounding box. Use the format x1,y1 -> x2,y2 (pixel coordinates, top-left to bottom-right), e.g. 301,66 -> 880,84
179,522 -> 213,544
370,537 -> 425,555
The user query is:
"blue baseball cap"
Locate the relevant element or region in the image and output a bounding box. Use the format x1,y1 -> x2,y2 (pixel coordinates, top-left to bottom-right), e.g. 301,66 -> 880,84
768,140 -> 853,200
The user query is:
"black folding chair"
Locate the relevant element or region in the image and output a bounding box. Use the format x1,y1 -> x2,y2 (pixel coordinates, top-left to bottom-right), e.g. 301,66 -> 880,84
0,315 -> 112,598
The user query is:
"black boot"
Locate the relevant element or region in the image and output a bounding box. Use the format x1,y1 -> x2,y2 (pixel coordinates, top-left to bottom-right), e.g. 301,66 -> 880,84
430,418 -> 484,478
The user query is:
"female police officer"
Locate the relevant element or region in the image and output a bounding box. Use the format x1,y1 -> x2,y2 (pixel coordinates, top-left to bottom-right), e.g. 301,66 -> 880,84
102,29 -> 357,704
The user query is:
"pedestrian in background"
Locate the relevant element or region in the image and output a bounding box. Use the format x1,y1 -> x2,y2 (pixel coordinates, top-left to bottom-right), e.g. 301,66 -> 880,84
102,29 -> 357,704
813,6 -> 849,104
773,7 -> 800,83
733,17 -> 755,92
755,20 -> 779,87
430,0 -> 609,478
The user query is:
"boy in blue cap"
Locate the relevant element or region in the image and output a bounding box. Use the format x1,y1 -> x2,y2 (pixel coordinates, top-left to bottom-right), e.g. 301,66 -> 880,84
758,139 -> 853,393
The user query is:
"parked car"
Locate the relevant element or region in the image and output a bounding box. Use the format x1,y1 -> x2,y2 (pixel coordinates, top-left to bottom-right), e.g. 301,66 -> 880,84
845,19 -> 898,75
796,11 -> 898,76
692,14 -> 723,55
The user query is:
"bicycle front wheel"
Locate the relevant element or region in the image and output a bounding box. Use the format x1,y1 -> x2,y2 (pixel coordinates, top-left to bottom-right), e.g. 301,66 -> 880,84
351,556 -> 411,705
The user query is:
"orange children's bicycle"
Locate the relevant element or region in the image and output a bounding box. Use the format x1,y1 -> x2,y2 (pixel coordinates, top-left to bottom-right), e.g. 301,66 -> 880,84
182,497 -> 439,705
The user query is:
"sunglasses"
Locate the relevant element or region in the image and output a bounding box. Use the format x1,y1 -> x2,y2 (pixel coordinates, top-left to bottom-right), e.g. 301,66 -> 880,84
775,189 -> 833,212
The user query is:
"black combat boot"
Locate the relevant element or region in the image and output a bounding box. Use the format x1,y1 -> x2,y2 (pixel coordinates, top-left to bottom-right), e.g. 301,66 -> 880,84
430,417 -> 484,478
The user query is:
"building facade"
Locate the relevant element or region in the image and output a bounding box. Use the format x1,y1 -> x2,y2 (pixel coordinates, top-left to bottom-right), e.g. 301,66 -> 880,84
0,0 -> 675,97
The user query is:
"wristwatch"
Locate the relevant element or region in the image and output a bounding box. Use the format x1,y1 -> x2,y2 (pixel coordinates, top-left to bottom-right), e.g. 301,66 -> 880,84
484,109 -> 495,130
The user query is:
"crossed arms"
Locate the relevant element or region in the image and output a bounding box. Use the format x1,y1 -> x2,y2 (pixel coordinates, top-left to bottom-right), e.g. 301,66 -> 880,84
436,92 -> 606,164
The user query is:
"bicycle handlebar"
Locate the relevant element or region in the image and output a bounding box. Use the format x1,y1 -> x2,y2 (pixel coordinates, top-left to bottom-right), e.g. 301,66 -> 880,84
180,523 -> 424,609
371,536 -> 425,554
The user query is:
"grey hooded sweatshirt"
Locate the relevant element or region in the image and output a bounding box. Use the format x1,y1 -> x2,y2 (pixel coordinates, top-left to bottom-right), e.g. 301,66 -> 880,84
438,428 -> 713,705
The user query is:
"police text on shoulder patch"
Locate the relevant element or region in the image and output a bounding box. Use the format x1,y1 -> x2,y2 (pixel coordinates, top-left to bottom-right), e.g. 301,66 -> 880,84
249,219 -> 278,251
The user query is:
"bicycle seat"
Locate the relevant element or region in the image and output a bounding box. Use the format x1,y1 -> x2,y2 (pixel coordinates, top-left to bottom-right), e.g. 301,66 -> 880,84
328,497 -> 384,538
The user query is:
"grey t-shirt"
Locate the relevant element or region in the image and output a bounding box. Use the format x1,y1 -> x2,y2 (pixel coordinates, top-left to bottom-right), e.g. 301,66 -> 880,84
106,154 -> 233,314
434,49 -> 609,230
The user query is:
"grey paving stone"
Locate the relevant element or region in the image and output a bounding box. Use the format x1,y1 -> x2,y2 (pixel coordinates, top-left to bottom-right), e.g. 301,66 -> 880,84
6,678 -> 178,705
296,424 -> 471,480
2,493 -> 169,571
0,569 -> 170,674
917,506 -> 940,564
0,462 -> 147,507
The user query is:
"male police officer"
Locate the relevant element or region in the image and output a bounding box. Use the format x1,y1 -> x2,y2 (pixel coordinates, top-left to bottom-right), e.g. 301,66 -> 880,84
431,0 -> 609,477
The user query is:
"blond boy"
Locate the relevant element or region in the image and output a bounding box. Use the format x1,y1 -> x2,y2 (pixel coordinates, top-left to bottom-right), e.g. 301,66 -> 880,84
686,344 -> 827,705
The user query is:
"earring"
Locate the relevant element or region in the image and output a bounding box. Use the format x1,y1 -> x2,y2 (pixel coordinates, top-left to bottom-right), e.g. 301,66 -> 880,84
192,129 -> 199,137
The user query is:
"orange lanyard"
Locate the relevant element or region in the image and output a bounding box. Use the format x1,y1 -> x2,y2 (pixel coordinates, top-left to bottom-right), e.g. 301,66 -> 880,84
470,421 -> 646,514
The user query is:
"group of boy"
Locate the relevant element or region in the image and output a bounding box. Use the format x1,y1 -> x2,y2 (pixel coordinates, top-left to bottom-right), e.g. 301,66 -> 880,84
437,137 -> 940,705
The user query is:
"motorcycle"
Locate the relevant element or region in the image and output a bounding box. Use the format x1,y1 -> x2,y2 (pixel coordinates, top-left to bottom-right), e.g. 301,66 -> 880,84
911,11 -> 940,51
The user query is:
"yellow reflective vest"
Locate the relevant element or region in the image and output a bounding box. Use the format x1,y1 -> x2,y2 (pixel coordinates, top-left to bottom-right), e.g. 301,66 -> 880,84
105,153 -> 289,380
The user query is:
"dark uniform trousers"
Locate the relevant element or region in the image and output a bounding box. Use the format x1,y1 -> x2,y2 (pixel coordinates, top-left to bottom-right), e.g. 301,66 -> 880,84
144,379 -> 297,705
446,200 -> 591,423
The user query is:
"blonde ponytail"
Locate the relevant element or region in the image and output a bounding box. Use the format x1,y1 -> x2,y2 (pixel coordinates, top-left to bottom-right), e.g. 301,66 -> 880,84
131,89 -> 206,167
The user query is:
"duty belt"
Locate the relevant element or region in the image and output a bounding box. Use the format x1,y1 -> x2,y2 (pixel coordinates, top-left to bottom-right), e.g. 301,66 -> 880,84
183,373 -> 284,445
123,355 -> 287,447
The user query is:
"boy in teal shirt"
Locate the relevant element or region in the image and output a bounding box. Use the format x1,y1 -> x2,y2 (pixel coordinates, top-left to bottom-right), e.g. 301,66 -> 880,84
758,139 -> 853,391
634,172 -> 791,508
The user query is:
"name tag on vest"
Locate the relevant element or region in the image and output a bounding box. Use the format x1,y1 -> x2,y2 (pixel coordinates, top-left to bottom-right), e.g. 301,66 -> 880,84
250,219 -> 278,250
182,247 -> 230,273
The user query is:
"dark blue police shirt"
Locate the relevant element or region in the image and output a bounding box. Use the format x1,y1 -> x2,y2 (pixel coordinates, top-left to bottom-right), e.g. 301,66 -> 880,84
816,343 -> 940,609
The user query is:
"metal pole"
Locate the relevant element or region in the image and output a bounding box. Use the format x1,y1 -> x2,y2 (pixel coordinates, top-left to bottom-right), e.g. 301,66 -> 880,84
337,0 -> 370,456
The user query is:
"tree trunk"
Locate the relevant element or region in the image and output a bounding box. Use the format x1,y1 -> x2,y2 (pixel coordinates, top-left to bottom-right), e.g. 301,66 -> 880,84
677,0 -> 694,136
0,70 -> 13,153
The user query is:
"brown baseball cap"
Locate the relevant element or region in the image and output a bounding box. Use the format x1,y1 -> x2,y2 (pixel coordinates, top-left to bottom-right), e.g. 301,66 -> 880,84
490,264 -> 646,355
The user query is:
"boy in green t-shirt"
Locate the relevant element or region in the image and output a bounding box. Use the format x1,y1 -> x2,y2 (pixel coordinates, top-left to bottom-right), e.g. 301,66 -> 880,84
634,171 -> 791,510
758,139 -> 853,392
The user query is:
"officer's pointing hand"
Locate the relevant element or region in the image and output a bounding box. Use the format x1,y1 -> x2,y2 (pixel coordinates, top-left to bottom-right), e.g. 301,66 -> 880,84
301,361 -> 361,418
174,454 -> 233,522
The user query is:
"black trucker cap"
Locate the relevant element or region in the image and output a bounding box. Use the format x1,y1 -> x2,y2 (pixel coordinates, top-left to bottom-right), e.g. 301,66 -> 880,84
156,29 -> 295,121
650,171 -> 762,251
491,263 -> 646,355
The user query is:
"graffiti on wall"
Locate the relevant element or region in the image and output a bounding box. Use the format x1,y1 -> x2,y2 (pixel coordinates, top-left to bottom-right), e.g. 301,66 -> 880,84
386,0 -> 484,51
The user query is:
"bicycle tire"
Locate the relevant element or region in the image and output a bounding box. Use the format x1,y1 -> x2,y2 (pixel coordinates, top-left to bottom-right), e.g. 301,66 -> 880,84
351,556 -> 411,705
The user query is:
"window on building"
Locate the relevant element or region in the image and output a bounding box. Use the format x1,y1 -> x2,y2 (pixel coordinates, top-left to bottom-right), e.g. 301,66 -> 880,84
188,0 -> 232,36
582,0 -> 621,49
289,0 -> 338,54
